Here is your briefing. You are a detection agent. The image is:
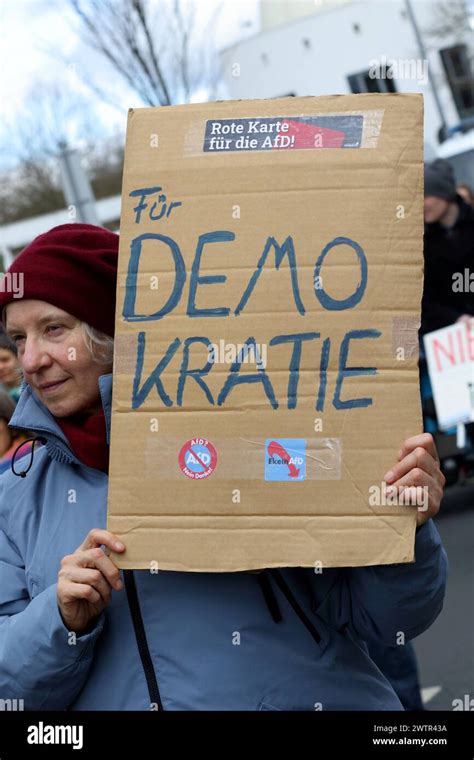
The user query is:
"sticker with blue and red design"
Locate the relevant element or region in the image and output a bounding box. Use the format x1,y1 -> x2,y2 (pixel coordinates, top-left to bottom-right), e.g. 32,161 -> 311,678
178,438 -> 217,480
203,115 -> 365,152
265,439 -> 306,481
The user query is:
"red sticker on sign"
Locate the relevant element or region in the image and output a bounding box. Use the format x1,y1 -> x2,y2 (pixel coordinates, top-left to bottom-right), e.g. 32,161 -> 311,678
178,438 -> 218,479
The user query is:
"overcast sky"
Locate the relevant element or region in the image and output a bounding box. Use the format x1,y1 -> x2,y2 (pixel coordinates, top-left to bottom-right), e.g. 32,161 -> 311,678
0,0 -> 259,168
1,0 -> 473,170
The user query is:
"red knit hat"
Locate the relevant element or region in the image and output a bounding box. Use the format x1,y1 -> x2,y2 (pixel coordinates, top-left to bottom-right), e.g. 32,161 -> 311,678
0,223 -> 119,337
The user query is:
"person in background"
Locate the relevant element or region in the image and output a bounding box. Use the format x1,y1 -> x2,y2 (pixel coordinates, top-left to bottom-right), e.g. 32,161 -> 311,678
0,332 -> 23,403
421,159 -> 474,336
367,160 -> 471,710
420,159 -> 474,446
0,389 -> 33,475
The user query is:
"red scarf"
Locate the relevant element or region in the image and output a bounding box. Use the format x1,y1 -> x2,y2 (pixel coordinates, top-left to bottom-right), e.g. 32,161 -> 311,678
56,408 -> 109,473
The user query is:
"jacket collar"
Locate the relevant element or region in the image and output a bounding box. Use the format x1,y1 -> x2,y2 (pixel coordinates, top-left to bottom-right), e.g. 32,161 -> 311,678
8,374 -> 113,465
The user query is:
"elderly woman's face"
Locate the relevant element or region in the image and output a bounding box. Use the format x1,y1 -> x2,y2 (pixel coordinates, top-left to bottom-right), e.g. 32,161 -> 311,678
4,299 -> 109,417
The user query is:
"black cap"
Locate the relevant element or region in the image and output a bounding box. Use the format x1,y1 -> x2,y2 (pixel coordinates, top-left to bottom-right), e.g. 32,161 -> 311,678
424,159 -> 456,201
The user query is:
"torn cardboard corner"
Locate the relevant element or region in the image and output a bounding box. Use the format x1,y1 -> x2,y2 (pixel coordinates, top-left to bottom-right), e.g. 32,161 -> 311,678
107,93 -> 424,572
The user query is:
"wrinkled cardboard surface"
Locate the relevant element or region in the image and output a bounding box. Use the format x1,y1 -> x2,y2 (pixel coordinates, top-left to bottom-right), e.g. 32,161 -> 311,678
107,94 -> 424,571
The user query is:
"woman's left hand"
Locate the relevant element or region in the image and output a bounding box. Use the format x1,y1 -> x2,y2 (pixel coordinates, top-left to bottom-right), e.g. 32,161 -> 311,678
383,433 -> 446,527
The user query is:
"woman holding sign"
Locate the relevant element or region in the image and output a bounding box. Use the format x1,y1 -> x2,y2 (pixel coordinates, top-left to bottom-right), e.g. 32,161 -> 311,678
0,223 -> 446,711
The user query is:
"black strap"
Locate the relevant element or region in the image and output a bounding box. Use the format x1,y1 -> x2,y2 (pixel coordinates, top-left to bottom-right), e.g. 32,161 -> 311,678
269,569 -> 322,644
123,570 -> 163,710
257,571 -> 282,622
11,436 -> 47,478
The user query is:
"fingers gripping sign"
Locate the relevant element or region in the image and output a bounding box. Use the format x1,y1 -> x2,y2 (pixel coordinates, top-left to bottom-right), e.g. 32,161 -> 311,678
384,433 -> 446,527
57,529 -> 126,634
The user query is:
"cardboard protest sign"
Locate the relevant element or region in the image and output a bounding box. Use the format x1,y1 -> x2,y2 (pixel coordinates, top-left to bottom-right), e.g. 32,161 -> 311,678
107,94 -> 424,572
424,323 -> 474,430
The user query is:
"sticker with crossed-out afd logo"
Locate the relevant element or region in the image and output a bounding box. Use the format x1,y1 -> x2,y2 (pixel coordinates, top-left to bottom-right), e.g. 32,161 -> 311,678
178,438 -> 218,480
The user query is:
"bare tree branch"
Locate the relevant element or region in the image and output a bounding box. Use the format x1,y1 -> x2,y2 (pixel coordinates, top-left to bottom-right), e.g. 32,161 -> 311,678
133,0 -> 172,105
65,0 -> 219,107
70,0 -> 160,105
423,0 -> 473,43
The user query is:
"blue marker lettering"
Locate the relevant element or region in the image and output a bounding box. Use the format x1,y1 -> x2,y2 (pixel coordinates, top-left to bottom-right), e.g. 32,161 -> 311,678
314,237 -> 367,311
123,233 -> 186,322
187,231 -> 234,318
132,333 -> 181,409
235,236 -> 305,316
177,337 -> 215,406
217,337 -> 278,409
270,332 -> 320,409
333,329 -> 381,409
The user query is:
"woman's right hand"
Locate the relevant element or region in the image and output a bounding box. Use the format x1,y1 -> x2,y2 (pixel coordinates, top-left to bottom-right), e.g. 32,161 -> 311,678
57,529 -> 126,634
